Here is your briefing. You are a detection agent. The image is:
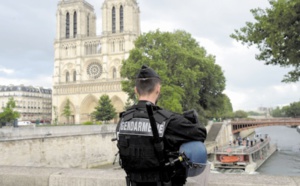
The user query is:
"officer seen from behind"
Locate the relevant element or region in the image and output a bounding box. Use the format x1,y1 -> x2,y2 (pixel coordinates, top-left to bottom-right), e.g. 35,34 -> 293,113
116,65 -> 207,186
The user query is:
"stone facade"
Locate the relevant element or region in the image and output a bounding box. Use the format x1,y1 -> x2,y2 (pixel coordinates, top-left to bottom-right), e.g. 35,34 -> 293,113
0,85 -> 52,123
52,0 -> 140,124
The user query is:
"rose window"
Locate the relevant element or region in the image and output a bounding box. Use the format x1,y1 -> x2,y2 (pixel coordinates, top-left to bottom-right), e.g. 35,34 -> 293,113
87,62 -> 102,79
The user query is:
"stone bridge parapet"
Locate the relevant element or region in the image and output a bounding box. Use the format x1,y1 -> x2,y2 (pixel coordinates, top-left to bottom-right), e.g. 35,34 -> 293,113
0,125 -> 118,168
0,166 -> 299,186
231,119 -> 300,134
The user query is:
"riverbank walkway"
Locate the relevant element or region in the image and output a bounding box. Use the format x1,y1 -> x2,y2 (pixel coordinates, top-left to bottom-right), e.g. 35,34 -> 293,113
0,166 -> 299,186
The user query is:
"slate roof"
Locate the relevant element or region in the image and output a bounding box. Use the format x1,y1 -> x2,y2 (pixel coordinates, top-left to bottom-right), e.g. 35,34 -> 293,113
0,85 -> 52,94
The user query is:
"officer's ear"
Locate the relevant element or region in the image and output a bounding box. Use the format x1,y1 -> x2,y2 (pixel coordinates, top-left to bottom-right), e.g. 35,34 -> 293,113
134,86 -> 138,95
155,84 -> 161,95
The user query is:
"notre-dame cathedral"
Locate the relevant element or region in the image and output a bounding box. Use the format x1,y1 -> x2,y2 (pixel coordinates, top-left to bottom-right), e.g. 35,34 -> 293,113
52,0 -> 140,124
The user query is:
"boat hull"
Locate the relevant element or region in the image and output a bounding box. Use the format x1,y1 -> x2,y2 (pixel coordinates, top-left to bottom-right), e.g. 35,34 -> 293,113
213,137 -> 276,173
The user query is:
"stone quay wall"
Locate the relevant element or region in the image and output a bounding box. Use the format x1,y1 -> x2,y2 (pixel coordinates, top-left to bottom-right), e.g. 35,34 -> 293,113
0,124 -> 117,139
0,125 -> 118,168
0,166 -> 299,186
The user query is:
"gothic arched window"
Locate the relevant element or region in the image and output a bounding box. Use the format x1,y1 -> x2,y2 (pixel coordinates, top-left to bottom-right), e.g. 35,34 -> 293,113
112,7 -> 116,33
113,68 -> 117,79
73,71 -> 76,82
73,11 -> 77,38
120,5 -> 124,32
87,15 -> 90,36
66,12 -> 70,38
66,71 -> 70,82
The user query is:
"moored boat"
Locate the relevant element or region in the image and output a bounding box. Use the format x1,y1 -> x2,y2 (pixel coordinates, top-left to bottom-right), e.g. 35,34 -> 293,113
212,135 -> 277,173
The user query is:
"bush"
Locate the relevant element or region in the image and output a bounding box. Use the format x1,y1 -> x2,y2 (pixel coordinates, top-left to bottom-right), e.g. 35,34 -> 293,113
83,121 -> 93,125
95,121 -> 102,125
82,121 -> 102,125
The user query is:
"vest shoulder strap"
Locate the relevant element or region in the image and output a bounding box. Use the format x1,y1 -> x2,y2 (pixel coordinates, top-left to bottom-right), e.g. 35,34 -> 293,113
121,108 -> 136,121
155,109 -> 173,123
121,105 -> 173,123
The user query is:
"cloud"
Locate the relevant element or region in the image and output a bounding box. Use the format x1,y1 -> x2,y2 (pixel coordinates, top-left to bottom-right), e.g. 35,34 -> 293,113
0,0 -> 299,112
225,83 -> 300,111
0,76 -> 52,88
0,66 -> 14,75
194,37 -> 300,111
0,1 -> 54,85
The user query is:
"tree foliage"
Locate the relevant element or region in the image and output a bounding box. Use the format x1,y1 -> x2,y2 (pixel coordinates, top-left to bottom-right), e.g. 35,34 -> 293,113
206,94 -> 234,119
247,111 -> 264,116
286,101 -> 300,117
234,110 -> 248,118
0,97 -> 20,126
231,0 -> 300,82
92,95 -> 117,123
220,95 -> 234,118
124,98 -> 133,110
121,30 -> 229,122
52,106 -> 58,125
272,101 -> 300,117
61,99 -> 72,124
271,106 -> 286,117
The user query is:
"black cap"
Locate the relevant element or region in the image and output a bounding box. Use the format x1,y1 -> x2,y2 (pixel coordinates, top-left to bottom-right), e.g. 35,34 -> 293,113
137,65 -> 160,79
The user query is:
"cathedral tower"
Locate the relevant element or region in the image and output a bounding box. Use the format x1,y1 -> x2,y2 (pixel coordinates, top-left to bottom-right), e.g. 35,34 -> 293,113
52,0 -> 140,124
55,0 -> 97,40
101,0 -> 140,35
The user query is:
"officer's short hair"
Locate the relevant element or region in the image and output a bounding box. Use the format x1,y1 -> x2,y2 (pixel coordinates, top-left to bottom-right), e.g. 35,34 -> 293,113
135,78 -> 161,96
135,65 -> 161,95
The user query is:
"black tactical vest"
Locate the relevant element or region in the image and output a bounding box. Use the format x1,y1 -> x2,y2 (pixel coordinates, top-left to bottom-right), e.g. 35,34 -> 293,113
116,106 -> 172,183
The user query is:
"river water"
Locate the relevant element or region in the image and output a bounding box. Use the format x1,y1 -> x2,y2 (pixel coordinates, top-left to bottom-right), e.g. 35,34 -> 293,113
212,126 -> 300,175
256,126 -> 300,176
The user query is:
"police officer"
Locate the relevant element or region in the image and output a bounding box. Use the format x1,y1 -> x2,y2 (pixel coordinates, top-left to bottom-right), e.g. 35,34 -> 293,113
116,65 -> 207,186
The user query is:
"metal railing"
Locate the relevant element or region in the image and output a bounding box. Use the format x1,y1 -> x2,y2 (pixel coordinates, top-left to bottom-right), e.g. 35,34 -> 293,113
214,138 -> 270,155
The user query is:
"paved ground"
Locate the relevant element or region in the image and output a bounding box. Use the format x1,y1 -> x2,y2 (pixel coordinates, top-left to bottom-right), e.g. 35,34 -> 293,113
0,166 -> 299,186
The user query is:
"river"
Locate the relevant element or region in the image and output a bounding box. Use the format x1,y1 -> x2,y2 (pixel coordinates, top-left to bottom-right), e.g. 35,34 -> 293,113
256,126 -> 300,176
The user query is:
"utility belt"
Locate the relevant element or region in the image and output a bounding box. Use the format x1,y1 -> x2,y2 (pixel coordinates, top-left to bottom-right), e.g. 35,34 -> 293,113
126,171 -> 167,186
126,171 -> 173,186
122,150 -> 190,186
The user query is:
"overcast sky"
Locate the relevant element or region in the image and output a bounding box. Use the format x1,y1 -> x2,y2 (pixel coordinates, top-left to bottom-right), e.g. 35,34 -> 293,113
0,0 -> 299,111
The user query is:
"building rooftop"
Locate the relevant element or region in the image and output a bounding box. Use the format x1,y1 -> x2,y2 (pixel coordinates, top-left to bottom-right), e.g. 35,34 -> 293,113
0,85 -> 52,94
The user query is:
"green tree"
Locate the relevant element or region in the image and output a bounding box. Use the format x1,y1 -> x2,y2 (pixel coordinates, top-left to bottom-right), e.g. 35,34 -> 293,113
272,102 -> 300,117
61,99 -> 72,124
231,0 -> 300,82
234,110 -> 248,119
271,106 -> 286,117
286,101 -> 300,117
219,94 -> 234,119
121,30 -> 226,122
124,98 -> 133,110
53,106 -> 58,125
281,105 -> 290,117
247,111 -> 263,116
0,97 -> 20,127
92,95 -> 117,123
205,94 -> 233,119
